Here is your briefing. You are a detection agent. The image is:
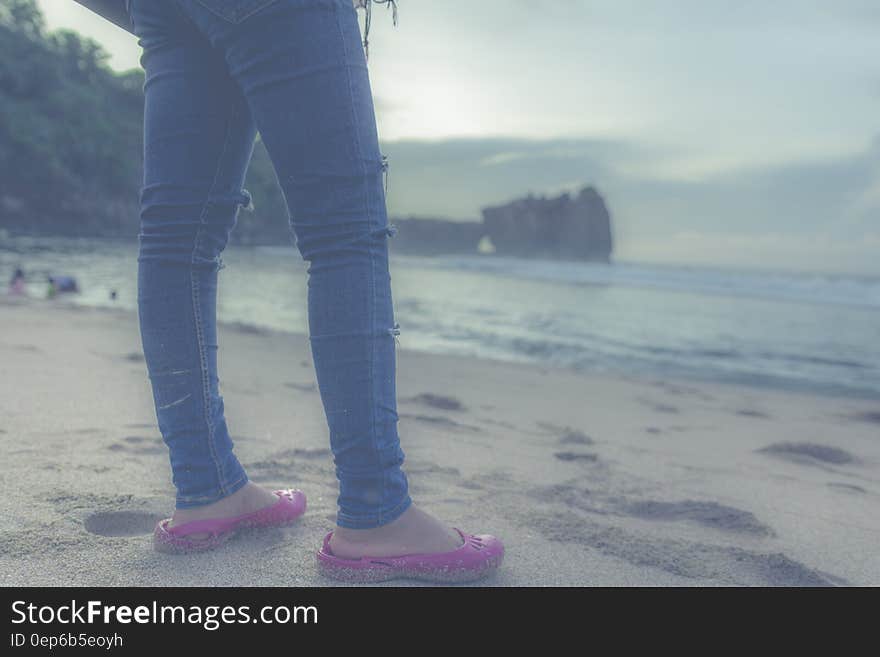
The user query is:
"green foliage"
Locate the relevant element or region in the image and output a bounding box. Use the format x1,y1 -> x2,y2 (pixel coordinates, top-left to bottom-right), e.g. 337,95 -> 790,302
0,0 -> 46,38
0,0 -> 288,242
0,0 -> 142,233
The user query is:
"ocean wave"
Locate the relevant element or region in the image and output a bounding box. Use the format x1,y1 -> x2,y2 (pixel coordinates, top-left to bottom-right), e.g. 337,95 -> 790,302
401,255 -> 880,310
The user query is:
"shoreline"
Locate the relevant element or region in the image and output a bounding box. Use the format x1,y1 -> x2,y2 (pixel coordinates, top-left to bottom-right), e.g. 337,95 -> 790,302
1,295 -> 879,585
4,293 -> 878,404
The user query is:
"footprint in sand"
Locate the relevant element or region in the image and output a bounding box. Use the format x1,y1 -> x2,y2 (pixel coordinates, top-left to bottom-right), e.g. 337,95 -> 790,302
106,436 -> 165,456
827,482 -> 866,494
554,452 -> 599,463
284,381 -> 317,392
404,392 -> 466,412
75,465 -> 111,474
558,429 -> 593,445
406,461 -> 461,477
83,511 -> 164,537
536,422 -> 593,446
531,484 -> 775,537
636,397 -> 680,414
246,448 -> 333,483
405,460 -> 464,497
736,409 -> 772,419
757,442 -> 857,467
399,413 -> 481,432
477,417 -> 518,431
522,509 -> 841,586
622,499 -> 774,536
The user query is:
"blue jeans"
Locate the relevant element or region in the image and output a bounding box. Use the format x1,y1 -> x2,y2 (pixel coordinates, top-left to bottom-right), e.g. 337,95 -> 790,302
128,0 -> 411,529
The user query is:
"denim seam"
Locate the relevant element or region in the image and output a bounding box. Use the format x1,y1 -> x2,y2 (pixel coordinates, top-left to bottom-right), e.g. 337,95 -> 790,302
235,0 -> 281,23
193,0 -> 280,25
170,0 -> 201,29
335,3 -> 385,524
190,99 -> 239,499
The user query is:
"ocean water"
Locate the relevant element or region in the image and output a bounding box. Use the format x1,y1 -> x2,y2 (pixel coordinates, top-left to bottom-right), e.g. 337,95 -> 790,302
2,235 -> 879,399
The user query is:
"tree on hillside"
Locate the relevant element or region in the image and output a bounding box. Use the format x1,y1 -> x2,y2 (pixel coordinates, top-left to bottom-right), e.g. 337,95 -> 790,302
0,0 -> 45,38
0,0 -> 289,243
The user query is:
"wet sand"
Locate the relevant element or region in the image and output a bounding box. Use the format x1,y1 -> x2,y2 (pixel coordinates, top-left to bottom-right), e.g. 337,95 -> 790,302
1,295 -> 879,586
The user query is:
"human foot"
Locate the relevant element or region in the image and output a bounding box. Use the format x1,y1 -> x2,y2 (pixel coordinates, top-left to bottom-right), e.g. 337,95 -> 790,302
328,504 -> 465,559
318,505 -> 504,583
169,482 -> 280,531
153,486 -> 306,554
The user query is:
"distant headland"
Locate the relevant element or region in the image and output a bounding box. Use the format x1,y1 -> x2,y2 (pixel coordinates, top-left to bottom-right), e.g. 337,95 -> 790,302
389,186 -> 614,262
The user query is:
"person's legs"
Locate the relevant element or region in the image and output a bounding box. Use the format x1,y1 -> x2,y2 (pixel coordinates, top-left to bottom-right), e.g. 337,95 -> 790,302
131,0 -> 280,523
175,0 -> 461,555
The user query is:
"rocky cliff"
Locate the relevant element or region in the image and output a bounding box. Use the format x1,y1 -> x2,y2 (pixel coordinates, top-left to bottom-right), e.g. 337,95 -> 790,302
388,186 -> 614,260
480,186 -> 613,261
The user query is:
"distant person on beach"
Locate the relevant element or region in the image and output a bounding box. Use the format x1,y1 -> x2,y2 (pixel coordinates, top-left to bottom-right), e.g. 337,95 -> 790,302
46,275 -> 79,298
7,267 -> 27,296
125,0 -> 502,582
53,275 -> 79,293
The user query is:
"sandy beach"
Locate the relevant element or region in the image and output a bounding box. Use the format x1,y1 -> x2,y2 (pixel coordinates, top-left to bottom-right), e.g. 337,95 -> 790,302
0,294 -> 878,586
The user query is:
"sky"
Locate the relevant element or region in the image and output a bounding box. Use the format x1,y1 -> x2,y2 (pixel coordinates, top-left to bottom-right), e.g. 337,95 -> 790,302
37,1 -> 880,273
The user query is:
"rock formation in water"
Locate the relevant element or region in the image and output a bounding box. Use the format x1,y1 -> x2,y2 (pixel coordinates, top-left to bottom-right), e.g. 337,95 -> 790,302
388,186 -> 614,260
480,186 -> 613,261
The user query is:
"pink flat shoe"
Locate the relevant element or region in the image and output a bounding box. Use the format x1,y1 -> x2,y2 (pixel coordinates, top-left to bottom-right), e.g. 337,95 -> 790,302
316,528 -> 504,583
153,488 -> 307,554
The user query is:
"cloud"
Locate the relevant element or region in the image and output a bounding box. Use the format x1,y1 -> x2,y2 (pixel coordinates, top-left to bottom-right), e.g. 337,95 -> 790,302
624,230 -> 880,274
34,0 -> 880,272
380,133 -> 880,272
479,151 -> 529,167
